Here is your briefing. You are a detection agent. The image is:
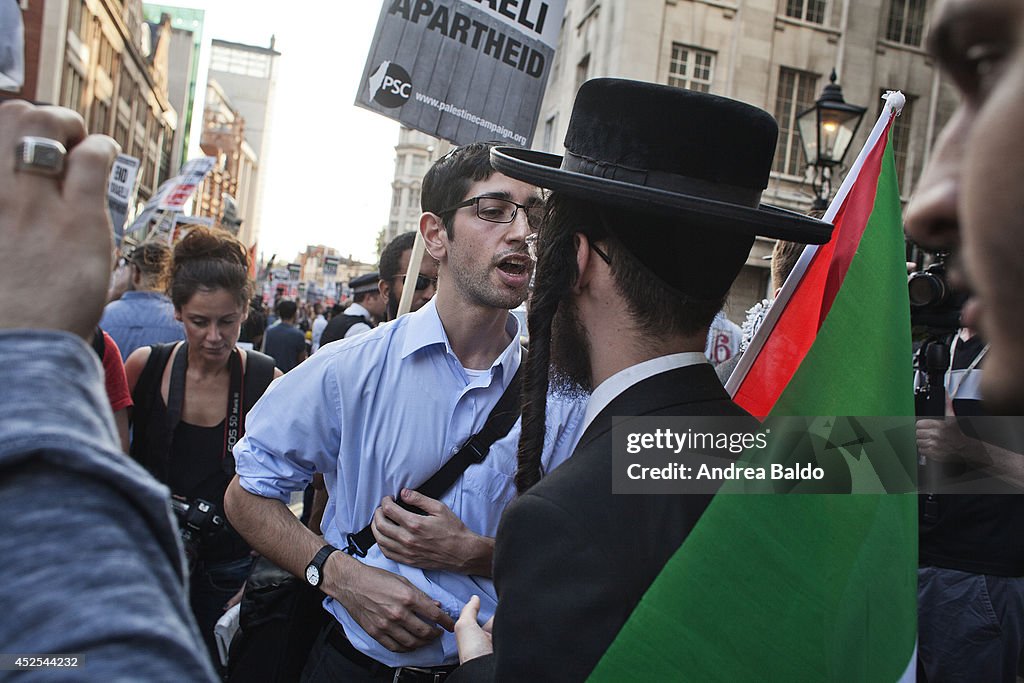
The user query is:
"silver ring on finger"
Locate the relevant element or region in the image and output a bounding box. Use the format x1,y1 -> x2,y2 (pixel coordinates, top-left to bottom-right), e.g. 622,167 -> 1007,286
15,136 -> 67,177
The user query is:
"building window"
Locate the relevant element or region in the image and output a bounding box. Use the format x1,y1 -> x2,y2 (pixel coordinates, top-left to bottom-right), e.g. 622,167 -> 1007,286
410,155 -> 427,177
885,0 -> 926,47
210,45 -> 272,78
90,99 -> 109,135
772,67 -> 819,176
575,54 -> 590,93
66,0 -> 87,40
784,0 -> 826,24
114,119 -> 129,150
392,187 -> 403,209
160,126 -> 173,183
61,64 -> 85,116
668,44 -> 715,93
131,138 -> 145,171
408,187 -> 421,210
542,114 -> 557,151
878,90 -> 916,191
549,17 -> 566,84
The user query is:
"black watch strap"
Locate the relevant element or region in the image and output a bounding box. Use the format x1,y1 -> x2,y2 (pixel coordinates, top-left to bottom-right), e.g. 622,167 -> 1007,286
305,544 -> 339,588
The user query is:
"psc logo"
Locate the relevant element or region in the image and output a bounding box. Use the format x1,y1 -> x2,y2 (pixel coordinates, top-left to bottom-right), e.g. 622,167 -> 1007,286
368,61 -> 413,108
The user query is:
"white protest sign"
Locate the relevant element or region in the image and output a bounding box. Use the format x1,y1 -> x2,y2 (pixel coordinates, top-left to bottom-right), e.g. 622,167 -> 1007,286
124,177 -> 175,238
107,154 -> 141,244
158,156 -> 217,211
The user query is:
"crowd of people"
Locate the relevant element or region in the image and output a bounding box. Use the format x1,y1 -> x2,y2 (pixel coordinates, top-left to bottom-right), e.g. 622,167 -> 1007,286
1,0 -> 1022,679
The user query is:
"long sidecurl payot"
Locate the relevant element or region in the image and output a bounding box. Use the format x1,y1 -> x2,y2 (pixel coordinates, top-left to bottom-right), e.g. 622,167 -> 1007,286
515,204 -> 580,494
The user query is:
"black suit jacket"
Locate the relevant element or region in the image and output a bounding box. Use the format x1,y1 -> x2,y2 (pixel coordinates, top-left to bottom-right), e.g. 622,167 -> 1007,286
451,363 -> 753,682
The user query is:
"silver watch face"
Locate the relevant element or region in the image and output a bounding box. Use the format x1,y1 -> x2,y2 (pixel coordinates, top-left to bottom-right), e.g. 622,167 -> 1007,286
306,564 -> 320,586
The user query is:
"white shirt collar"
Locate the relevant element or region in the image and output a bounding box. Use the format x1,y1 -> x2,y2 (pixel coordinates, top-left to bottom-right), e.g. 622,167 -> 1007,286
346,302 -> 371,319
580,352 -> 710,434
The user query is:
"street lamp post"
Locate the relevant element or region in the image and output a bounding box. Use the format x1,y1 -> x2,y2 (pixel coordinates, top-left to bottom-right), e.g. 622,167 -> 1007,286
796,69 -> 867,211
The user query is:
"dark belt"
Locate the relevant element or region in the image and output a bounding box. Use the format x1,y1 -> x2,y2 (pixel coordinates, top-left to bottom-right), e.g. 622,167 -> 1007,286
326,622 -> 457,683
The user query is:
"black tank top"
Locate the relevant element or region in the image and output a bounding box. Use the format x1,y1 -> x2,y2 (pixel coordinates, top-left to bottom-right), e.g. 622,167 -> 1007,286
153,397 -> 250,562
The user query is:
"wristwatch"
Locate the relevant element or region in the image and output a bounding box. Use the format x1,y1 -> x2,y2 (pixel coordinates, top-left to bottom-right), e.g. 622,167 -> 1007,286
305,544 -> 339,588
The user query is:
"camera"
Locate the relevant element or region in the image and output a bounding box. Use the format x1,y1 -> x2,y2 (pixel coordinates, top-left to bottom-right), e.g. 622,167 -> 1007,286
908,252 -> 966,334
907,249 -> 966,417
908,261 -> 949,308
170,495 -> 225,569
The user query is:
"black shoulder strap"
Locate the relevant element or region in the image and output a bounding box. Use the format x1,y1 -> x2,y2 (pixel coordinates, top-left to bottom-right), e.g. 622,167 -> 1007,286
344,349 -> 527,558
131,343 -> 176,414
91,326 -> 106,361
242,350 -> 276,417
128,343 -> 177,473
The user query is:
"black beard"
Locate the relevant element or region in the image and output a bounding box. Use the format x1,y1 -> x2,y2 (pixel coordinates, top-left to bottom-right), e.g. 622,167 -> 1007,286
549,298 -> 594,394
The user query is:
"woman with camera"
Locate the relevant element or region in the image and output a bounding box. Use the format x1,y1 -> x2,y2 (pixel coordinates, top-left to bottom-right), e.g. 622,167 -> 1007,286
125,227 -> 281,670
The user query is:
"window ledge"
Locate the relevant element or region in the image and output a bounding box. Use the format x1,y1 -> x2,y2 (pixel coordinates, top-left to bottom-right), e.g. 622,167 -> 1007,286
576,2 -> 600,30
876,38 -> 929,57
773,15 -> 840,38
769,170 -> 810,184
686,0 -> 739,11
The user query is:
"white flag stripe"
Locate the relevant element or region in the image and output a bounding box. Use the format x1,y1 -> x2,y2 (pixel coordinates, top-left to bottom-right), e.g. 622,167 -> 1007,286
724,91 -> 906,396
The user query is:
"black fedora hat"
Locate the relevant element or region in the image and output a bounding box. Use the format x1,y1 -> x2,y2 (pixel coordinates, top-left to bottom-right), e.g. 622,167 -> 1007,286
491,79 -> 831,245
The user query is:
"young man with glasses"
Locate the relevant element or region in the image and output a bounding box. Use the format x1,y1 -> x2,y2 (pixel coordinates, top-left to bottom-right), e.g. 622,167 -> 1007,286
225,141 -> 586,682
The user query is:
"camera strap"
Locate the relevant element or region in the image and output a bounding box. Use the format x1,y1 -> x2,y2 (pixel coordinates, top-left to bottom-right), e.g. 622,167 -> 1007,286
167,341 -> 244,471
945,335 -> 989,401
344,348 -> 527,558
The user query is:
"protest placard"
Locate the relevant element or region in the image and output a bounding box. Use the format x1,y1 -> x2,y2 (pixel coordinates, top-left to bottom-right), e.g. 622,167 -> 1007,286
357,0 -> 566,146
107,154 -> 141,244
158,157 -> 216,211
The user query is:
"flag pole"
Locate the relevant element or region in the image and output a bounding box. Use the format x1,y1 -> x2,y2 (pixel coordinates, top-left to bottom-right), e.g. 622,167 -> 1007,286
725,91 -> 906,396
395,230 -> 426,318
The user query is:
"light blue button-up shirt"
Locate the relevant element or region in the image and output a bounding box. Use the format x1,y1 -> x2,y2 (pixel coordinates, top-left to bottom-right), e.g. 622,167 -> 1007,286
234,299 -> 587,667
100,290 -> 185,360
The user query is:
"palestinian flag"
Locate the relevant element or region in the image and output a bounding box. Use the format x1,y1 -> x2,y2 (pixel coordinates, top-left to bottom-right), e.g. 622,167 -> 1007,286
590,92 -> 917,681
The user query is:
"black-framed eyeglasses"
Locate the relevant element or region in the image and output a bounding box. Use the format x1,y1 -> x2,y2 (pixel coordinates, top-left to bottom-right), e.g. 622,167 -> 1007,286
438,195 -> 545,229
526,234 -> 611,266
392,274 -> 437,291
590,242 -> 611,265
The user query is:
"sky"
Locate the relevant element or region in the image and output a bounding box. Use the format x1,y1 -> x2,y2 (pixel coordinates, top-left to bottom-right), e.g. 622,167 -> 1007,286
171,1 -> 400,264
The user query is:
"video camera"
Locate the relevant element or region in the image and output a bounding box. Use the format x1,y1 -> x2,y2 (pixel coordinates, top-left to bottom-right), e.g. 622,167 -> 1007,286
170,495 -> 225,569
907,249 -> 966,417
908,252 -> 965,334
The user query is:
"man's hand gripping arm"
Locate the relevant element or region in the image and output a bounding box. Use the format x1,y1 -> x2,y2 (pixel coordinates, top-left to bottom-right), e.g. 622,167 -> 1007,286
372,488 -> 495,577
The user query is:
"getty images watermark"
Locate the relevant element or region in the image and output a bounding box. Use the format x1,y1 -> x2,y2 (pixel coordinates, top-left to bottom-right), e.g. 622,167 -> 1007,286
612,416 -> 1024,495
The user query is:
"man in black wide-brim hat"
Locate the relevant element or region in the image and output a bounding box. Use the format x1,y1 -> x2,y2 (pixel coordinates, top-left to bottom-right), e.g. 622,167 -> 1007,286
449,79 -> 833,681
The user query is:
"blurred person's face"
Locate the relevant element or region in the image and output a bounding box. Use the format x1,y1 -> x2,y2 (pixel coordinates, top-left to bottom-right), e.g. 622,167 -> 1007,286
381,248 -> 439,321
176,288 -> 247,364
904,0 -> 1024,412
362,291 -> 387,321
